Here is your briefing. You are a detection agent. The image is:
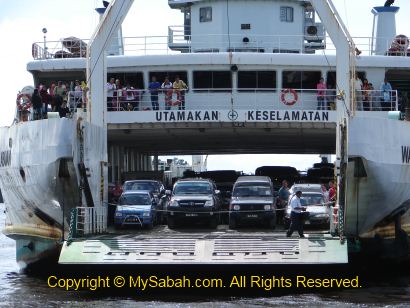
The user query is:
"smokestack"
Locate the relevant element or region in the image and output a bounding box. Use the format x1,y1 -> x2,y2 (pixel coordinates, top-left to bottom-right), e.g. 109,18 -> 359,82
95,5 -> 124,56
371,6 -> 400,55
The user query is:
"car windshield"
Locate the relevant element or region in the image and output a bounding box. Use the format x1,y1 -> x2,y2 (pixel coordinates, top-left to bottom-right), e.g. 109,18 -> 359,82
124,181 -> 158,192
119,194 -> 151,205
173,182 -> 213,195
300,194 -> 325,206
233,183 -> 272,197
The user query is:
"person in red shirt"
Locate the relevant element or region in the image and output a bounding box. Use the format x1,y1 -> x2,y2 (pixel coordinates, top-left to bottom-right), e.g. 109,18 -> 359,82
316,78 -> 327,110
328,180 -> 336,205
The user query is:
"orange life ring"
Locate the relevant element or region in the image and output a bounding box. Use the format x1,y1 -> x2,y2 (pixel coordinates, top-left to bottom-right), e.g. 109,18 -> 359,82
16,93 -> 32,111
280,88 -> 298,106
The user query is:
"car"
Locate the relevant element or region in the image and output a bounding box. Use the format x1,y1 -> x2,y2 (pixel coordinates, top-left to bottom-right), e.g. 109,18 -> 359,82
166,178 -> 221,228
283,192 -> 329,228
289,183 -> 323,195
122,180 -> 166,223
229,176 -> 276,229
114,191 -> 158,229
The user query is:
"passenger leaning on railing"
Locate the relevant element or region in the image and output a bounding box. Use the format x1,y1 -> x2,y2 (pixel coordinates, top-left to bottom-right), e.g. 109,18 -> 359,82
316,78 -> 327,110
380,77 -> 393,111
161,76 -> 173,111
354,73 -> 363,111
106,77 -> 116,111
173,75 -> 188,110
149,76 -> 161,111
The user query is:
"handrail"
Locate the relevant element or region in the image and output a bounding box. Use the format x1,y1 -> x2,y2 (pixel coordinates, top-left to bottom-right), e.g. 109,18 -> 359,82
31,33 -> 410,59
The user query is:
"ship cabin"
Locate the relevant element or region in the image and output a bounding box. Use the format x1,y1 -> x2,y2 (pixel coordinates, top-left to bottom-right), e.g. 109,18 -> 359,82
25,0 -> 410,183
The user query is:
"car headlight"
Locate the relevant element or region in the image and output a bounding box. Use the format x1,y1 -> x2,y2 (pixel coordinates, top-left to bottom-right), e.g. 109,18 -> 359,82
264,205 -> 271,210
115,212 -> 123,217
233,205 -> 240,211
169,200 -> 179,207
204,200 -> 214,207
143,212 -> 150,217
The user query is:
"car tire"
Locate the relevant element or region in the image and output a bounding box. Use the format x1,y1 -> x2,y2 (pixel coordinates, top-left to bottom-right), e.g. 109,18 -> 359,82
167,217 -> 176,229
229,217 -> 237,229
268,218 -> 276,230
209,216 -> 218,229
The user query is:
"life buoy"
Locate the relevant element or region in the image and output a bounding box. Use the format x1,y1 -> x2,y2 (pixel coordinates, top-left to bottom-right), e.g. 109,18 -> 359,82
16,93 -> 32,111
280,88 -> 298,106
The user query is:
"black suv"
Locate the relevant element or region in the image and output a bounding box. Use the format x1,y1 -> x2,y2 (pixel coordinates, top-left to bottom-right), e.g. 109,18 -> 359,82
166,178 -> 221,228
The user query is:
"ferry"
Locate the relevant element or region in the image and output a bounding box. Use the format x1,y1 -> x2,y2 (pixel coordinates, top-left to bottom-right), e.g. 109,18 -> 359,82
0,0 -> 409,269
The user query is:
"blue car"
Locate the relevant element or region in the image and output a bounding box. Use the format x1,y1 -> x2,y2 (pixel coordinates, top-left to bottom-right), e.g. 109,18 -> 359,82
114,191 -> 157,229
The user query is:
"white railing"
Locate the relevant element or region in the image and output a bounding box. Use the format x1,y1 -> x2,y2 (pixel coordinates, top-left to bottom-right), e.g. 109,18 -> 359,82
75,206 -> 107,236
100,89 -> 397,112
31,33 -> 410,59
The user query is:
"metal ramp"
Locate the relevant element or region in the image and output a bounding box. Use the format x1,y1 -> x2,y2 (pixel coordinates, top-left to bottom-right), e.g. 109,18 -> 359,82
59,230 -> 348,265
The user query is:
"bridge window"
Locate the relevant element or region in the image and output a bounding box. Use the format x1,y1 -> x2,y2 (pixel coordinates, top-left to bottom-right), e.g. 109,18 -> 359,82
193,71 -> 232,92
326,71 -> 367,87
149,71 -> 188,87
107,72 -> 144,89
280,7 -> 294,23
200,7 -> 212,22
282,71 -> 321,90
238,71 -> 277,92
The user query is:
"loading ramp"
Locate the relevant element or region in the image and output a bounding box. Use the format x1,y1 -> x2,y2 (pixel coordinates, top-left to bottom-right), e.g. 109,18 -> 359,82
59,227 -> 348,265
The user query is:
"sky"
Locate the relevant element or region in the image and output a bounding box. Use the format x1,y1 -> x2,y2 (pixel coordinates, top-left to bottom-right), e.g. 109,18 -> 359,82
0,0 -> 409,172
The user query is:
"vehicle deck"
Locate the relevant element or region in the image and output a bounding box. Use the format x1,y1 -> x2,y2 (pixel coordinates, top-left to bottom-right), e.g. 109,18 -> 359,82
59,225 -> 347,265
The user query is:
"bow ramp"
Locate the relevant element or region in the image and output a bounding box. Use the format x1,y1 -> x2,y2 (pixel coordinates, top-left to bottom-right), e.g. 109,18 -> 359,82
59,228 -> 348,265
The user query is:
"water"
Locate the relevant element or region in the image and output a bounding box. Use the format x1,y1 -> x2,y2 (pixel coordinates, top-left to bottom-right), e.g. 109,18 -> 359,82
0,204 -> 409,307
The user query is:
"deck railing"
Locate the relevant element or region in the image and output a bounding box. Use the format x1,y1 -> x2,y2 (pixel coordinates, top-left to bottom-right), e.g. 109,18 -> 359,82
67,89 -> 396,112
31,32 -> 410,59
74,206 -> 107,237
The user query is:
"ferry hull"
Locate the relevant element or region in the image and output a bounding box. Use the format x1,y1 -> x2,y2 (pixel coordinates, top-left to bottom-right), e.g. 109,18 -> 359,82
346,116 -> 410,257
0,119 -> 79,269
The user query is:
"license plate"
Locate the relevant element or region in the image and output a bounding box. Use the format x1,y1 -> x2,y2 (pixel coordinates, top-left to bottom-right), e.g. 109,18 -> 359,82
186,213 -> 198,217
247,214 -> 258,218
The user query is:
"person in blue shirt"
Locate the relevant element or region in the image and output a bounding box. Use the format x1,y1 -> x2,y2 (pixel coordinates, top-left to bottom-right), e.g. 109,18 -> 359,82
380,77 -> 393,111
148,76 -> 161,110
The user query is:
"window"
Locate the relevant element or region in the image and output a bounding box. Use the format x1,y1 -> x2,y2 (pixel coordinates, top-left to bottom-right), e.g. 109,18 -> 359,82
193,71 -> 232,92
149,71 -> 188,88
200,7 -> 212,22
280,7 -> 294,22
241,24 -> 251,30
282,71 -> 322,89
326,71 -> 366,88
238,71 -> 277,91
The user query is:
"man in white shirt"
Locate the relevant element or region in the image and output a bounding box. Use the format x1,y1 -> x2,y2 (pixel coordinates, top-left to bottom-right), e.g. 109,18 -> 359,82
286,191 -> 307,238
106,77 -> 116,111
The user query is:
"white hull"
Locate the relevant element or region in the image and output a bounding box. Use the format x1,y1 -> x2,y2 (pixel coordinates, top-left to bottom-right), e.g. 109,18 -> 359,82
346,116 -> 410,238
0,119 -> 79,266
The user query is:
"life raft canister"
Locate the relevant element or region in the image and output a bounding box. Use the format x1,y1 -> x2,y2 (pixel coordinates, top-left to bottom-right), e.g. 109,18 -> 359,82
280,88 -> 298,106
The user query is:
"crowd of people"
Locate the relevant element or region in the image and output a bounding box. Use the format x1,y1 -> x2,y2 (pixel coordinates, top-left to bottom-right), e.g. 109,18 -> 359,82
317,75 -> 395,111
23,80 -> 88,121
106,75 -> 188,111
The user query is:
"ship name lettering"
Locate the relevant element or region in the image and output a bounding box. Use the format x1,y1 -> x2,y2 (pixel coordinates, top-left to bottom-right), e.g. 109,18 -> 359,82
155,111 -> 219,122
402,146 -> 410,164
0,150 -> 11,167
247,111 -> 329,122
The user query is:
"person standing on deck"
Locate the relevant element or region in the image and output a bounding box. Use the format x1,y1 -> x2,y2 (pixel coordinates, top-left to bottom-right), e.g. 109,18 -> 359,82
31,88 -> 43,120
161,76 -> 173,110
106,77 -> 116,111
286,191 -> 306,238
380,77 -> 393,111
148,76 -> 161,110
354,73 -> 363,111
316,78 -> 327,110
173,75 -> 188,110
328,180 -> 336,206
